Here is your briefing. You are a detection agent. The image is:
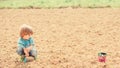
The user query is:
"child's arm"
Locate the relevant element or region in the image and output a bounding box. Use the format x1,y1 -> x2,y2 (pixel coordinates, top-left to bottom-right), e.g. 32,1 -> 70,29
26,37 -> 34,52
23,48 -> 29,57
18,38 -> 29,57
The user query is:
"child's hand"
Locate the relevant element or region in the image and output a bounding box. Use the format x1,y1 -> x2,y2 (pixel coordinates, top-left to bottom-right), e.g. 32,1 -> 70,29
23,48 -> 29,57
25,52 -> 29,57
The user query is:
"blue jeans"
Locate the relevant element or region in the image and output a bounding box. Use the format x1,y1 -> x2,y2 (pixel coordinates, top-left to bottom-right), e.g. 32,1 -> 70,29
16,46 -> 37,57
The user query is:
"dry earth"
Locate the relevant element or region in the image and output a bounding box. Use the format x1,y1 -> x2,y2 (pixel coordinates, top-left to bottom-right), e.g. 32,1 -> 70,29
0,8 -> 120,68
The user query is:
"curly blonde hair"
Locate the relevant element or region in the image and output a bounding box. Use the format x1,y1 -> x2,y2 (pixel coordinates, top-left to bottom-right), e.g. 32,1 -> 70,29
20,24 -> 33,37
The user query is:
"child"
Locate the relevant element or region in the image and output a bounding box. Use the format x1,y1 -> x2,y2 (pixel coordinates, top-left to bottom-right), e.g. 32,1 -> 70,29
16,24 -> 37,63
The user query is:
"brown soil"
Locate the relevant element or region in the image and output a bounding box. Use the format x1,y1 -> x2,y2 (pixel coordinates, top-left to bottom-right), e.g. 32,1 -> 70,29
0,8 -> 120,68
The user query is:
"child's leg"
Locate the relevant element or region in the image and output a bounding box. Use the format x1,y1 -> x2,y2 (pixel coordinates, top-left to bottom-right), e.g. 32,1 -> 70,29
29,49 -> 37,59
16,47 -> 26,62
16,46 -> 25,55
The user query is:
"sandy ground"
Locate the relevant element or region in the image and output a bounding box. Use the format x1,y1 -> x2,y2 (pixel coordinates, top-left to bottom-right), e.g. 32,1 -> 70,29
0,8 -> 120,68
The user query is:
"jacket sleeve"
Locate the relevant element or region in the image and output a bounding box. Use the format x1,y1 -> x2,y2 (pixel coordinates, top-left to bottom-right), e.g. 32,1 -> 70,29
29,37 -> 35,46
18,38 -> 25,48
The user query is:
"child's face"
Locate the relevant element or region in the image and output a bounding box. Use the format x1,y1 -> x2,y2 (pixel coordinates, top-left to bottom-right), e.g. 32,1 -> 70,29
23,34 -> 31,40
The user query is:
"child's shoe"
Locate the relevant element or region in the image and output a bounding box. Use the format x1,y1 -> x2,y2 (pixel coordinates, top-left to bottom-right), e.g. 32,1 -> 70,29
23,57 -> 27,63
20,55 -> 25,62
20,55 -> 27,63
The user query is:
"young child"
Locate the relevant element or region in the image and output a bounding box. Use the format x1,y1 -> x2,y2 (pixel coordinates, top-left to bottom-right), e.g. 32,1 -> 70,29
17,24 -> 37,63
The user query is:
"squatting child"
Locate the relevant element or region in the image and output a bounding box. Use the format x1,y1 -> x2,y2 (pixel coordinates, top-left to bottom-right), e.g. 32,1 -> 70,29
16,24 -> 37,63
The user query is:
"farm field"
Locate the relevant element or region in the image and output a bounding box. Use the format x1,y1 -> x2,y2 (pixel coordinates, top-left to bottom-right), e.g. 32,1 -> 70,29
0,8 -> 120,68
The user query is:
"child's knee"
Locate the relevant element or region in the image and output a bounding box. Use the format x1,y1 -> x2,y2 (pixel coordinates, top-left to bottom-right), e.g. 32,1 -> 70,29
16,47 -> 24,55
30,50 -> 37,57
